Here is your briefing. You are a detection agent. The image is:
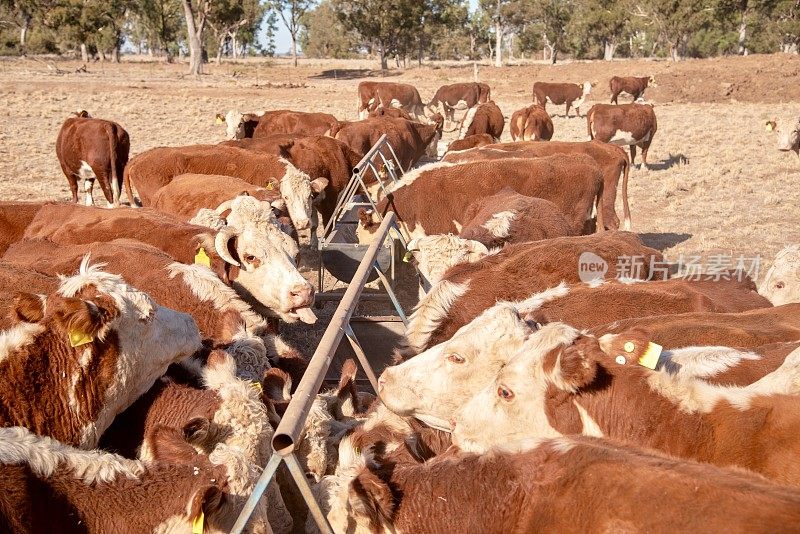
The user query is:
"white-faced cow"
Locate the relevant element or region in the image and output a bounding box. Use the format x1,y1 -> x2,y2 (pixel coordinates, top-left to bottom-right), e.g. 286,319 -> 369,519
56,111 -> 130,207
610,75 -> 656,104
777,116 -> 800,155
587,103 -> 657,168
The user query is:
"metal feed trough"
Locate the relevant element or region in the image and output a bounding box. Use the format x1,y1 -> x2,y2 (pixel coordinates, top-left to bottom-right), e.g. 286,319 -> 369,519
230,213 -> 405,534
317,134 -> 407,299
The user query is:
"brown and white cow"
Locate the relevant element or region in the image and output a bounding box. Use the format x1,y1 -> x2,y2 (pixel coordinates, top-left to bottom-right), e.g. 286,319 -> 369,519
357,81 -> 425,120
532,81 -> 592,117
587,103 -> 658,167
367,106 -> 413,120
777,116 -> 800,155
18,202 -> 315,324
445,134 -> 495,154
320,435 -> 800,534
218,110 -> 263,140
402,235 -> 490,297
426,82 -> 490,127
123,144 -> 324,231
0,201 -> 44,256
443,140 -> 631,231
221,134 -> 360,229
453,322 -> 800,487
510,104 -> 554,141
610,75 -> 656,104
357,155 -> 605,243
459,100 -> 504,140
0,258 -> 201,448
56,111 -> 130,207
399,232 -> 662,354
0,425 -> 231,533
253,110 -> 339,138
332,116 -> 442,170
459,188 -> 575,247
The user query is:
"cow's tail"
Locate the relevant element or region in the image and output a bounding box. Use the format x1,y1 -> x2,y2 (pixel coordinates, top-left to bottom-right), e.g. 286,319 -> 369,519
107,126 -> 121,206
586,109 -> 595,141
123,162 -> 139,207
621,154 -> 631,231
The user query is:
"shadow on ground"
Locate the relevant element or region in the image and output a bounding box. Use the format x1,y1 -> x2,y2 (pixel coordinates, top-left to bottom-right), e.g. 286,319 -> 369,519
309,69 -> 402,80
639,232 -> 693,251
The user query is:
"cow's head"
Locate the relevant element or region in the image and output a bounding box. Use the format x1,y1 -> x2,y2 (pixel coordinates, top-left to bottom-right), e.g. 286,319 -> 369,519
582,81 -> 593,95
208,196 -> 316,324
759,244 -> 800,306
277,159 -> 328,231
648,75 -> 657,87
404,235 -> 489,297
71,110 -> 91,118
356,208 -> 380,244
222,110 -> 247,140
8,258 -> 201,448
378,301 -> 538,431
777,117 -> 800,154
451,322 -> 600,452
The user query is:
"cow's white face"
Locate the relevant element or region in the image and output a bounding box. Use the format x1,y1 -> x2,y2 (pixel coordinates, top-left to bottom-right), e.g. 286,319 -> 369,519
57,258 -> 202,446
277,161 -> 328,231
451,323 -> 584,453
648,75 -> 657,87
225,110 -> 246,140
759,244 -> 800,306
379,303 -> 536,431
405,235 -> 488,296
777,119 -> 800,153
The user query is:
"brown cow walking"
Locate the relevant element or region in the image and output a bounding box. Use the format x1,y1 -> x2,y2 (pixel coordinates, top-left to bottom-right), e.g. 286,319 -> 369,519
610,75 -> 656,104
56,111 -> 130,207
588,103 -> 657,167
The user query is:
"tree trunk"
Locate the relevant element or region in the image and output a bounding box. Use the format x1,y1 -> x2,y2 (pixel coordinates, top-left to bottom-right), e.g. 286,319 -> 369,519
379,43 -> 387,70
551,47 -> 557,64
738,13 -> 747,55
291,34 -> 298,67
216,34 -> 225,64
80,43 -> 89,63
19,13 -> 30,54
494,20 -> 503,67
232,34 -> 239,59
669,42 -> 679,62
112,46 -> 120,62
604,41 -> 616,61
182,0 -> 204,76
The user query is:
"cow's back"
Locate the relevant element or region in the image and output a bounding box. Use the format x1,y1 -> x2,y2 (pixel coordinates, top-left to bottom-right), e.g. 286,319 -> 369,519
0,201 -> 45,255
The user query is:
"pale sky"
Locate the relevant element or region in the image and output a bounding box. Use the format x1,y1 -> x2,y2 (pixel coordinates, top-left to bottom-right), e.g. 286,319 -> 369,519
262,0 -> 480,55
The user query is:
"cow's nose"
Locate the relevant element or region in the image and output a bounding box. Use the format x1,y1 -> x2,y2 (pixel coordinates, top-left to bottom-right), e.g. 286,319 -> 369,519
294,218 -> 310,230
289,284 -> 314,307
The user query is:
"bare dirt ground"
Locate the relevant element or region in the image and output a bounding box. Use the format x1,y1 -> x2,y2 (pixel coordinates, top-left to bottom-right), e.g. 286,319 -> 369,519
1,54 -> 798,354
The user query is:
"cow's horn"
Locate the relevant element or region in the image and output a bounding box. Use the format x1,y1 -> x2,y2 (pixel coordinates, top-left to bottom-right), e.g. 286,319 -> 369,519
215,200 -> 234,215
215,226 -> 240,267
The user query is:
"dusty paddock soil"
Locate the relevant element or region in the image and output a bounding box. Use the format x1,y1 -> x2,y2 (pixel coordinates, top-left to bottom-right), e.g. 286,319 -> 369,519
1,54 -> 799,353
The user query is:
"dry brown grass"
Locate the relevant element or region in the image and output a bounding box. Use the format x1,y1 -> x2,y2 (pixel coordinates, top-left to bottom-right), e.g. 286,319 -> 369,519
1,54 -> 798,291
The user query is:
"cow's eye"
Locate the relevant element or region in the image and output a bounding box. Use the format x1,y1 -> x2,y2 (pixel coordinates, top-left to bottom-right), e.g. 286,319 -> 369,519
244,254 -> 257,263
497,385 -> 515,400
776,281 -> 785,289
447,353 -> 464,364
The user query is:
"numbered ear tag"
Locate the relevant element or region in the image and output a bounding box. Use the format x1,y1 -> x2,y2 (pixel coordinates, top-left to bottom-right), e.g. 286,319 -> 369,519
194,248 -> 211,267
638,342 -> 663,370
69,330 -> 94,347
402,251 -> 413,263
191,510 -> 205,534
266,181 -> 274,190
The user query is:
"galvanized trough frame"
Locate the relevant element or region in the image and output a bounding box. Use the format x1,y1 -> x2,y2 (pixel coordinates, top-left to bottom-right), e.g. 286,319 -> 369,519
231,212 -> 405,534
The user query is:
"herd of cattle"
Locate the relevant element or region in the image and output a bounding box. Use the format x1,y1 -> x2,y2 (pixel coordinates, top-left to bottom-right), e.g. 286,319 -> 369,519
1,75 -> 800,533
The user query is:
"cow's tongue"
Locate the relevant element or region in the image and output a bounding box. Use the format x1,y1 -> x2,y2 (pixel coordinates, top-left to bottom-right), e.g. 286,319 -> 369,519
296,306 -> 318,324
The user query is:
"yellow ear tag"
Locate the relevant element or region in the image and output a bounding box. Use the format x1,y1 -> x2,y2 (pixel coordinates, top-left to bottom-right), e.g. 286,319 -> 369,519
215,116 -> 224,125
69,330 -> 94,347
638,342 -> 663,370
402,251 -> 413,263
249,381 -> 263,394
194,248 -> 211,268
191,510 -> 204,534
266,181 -> 274,190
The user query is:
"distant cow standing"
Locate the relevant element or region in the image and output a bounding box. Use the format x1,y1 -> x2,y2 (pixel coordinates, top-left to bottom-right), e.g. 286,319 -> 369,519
533,81 -> 592,117
56,111 -> 130,207
252,110 -> 338,138
427,82 -> 489,125
510,105 -> 554,141
357,81 -> 425,120
588,103 -> 658,167
460,101 -> 504,140
610,75 -> 656,104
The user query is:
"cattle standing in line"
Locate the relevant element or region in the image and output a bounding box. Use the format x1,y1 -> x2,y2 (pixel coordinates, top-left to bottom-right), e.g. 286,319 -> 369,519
510,104 -> 554,141
56,111 -> 130,207
533,81 -> 592,117
610,75 -> 656,104
443,141 -> 631,231
588,103 -> 658,167
357,81 -> 425,120
0,258 -> 201,448
459,100 -> 504,140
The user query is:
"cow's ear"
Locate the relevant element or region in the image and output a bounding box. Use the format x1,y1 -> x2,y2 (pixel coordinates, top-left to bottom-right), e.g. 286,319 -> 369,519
10,292 -> 45,324
348,468 -> 396,531
310,177 -> 329,194
52,293 -> 119,343
598,327 -> 652,366
149,425 -> 201,464
357,208 -> 376,228
182,417 -> 211,445
188,485 -> 223,525
545,335 -> 600,392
